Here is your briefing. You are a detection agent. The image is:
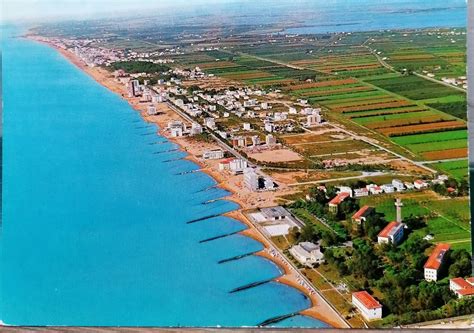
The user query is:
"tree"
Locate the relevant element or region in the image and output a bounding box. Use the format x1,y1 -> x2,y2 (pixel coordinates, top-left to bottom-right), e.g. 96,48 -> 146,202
364,213 -> 386,240
448,249 -> 472,277
403,214 -> 426,230
298,223 -> 320,243
308,187 -> 327,203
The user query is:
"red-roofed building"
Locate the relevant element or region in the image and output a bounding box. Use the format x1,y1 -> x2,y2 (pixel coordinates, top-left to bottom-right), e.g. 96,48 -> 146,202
328,192 -> 350,214
450,277 -> 474,298
218,158 -> 234,171
424,243 -> 451,281
352,291 -> 383,321
377,221 -> 404,245
352,205 -> 375,224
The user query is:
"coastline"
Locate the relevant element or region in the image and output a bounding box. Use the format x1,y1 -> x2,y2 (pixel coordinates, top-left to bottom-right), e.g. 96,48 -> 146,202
32,37 -> 348,328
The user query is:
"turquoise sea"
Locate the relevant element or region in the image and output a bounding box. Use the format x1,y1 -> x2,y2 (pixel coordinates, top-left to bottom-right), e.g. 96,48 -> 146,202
0,27 -> 328,327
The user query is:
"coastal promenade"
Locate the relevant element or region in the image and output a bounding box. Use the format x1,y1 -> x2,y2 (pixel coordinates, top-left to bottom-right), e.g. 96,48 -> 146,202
38,40 -> 350,328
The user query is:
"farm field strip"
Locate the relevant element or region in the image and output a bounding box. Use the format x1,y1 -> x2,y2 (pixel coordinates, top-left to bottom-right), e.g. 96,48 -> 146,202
422,147 -> 467,161
352,110 -> 439,125
406,138 -> 467,153
426,160 -> 468,179
378,120 -> 466,137
366,115 -> 454,130
391,130 -> 468,145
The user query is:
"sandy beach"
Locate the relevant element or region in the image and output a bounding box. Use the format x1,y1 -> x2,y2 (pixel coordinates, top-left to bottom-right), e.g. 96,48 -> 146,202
34,38 -> 349,328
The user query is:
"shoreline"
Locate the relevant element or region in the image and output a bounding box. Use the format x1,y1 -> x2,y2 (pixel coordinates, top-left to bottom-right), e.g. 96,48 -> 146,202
31,36 -> 348,328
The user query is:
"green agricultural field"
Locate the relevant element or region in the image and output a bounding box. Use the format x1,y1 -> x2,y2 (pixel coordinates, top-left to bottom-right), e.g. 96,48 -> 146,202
405,139 -> 467,154
427,160 -> 468,180
346,106 -> 428,118
391,129 -> 467,146
366,75 -> 464,100
353,110 -> 440,126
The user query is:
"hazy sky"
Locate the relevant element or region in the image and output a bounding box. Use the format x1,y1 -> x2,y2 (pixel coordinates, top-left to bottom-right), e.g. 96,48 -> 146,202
1,0 -> 240,23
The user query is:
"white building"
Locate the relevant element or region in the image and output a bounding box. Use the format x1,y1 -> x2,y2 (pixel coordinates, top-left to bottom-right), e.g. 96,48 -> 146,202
414,179 -> 429,190
202,149 -> 225,160
377,222 -> 404,245
289,242 -> 325,266
264,123 -> 274,133
229,159 -> 248,174
244,167 -> 259,191
392,179 -> 405,192
266,134 -> 277,147
337,186 -> 353,197
190,122 -> 203,136
147,105 -> 158,115
243,123 -> 252,131
306,113 -> 322,127
205,117 -> 216,130
381,184 -> 395,194
168,120 -> 184,137
352,291 -> 383,321
449,277 -> 474,298
424,243 -> 450,281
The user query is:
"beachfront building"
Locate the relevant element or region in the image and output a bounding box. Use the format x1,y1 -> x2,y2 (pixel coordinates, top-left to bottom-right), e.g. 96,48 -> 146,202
168,120 -> 185,137
147,105 -> 158,115
377,222 -> 404,245
449,277 -> 474,298
229,159 -> 248,175
190,122 -> 203,136
424,243 -> 451,282
289,242 -> 324,266
352,291 -> 383,321
248,206 -> 301,237
244,168 -> 259,191
202,149 -> 225,160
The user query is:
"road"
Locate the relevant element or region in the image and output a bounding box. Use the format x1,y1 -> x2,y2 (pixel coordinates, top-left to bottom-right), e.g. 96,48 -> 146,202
288,171 -> 386,187
418,157 -> 468,164
365,43 -> 466,93
413,72 -> 467,93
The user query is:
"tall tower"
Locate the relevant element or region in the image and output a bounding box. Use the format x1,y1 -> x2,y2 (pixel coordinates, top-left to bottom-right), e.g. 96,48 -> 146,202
395,198 -> 403,223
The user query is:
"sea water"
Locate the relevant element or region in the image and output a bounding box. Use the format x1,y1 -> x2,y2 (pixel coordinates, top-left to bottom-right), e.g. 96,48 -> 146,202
0,27 -> 328,328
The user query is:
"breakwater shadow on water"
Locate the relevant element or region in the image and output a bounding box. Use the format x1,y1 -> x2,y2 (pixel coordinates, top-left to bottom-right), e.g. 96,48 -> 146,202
217,250 -> 259,264
147,140 -> 169,145
229,278 -> 274,294
186,214 -> 222,224
257,312 -> 301,327
198,229 -> 244,244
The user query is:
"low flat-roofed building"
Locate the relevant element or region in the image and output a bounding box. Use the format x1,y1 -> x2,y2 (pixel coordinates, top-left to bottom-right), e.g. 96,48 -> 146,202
424,243 -> 451,281
377,222 -> 404,245
260,206 -> 291,220
289,242 -> 325,266
450,277 -> 474,298
202,149 -> 224,160
352,291 -> 383,321
248,206 -> 301,236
